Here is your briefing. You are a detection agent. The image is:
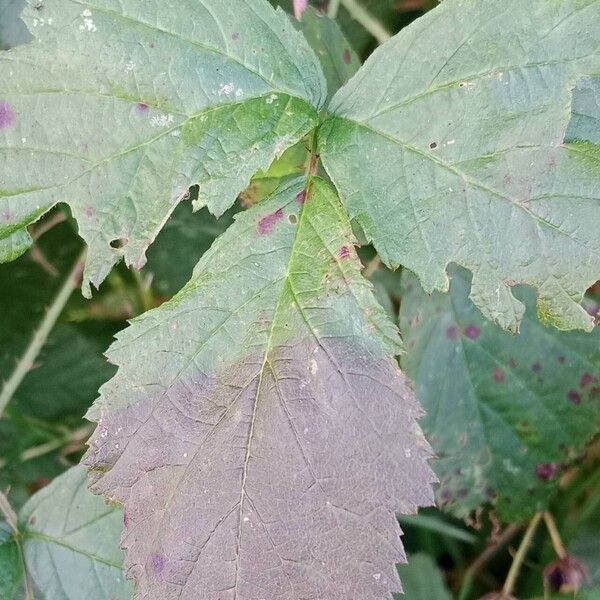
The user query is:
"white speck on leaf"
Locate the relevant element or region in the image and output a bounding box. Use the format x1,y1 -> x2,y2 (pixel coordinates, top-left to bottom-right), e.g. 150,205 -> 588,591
309,359 -> 318,375
151,114 -> 174,128
219,83 -> 235,96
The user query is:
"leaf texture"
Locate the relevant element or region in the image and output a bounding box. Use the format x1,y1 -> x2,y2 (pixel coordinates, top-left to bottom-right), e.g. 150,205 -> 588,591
400,267 -> 600,521
19,465 -> 131,600
85,177 -> 435,599
0,0 -> 325,295
320,0 -> 600,332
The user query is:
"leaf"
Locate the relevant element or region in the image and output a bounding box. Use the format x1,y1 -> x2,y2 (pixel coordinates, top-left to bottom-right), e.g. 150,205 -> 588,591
0,0 -> 325,296
0,522 -> 22,600
320,0 -> 600,333
85,177 -> 435,599
0,0 -> 32,50
399,267 -> 600,521
395,553 -> 453,600
298,7 -> 361,101
19,465 -> 131,600
566,76 -> 600,146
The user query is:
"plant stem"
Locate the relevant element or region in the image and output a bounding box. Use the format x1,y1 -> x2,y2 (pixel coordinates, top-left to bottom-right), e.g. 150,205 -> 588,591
502,513 -> 542,597
458,523 -> 522,600
0,491 -> 34,599
543,512 -> 567,559
0,249 -> 86,418
327,0 -> 342,19
339,0 -> 392,44
363,255 -> 382,279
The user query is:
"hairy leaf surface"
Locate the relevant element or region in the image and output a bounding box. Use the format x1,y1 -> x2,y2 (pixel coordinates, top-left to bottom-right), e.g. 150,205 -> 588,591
400,267 -> 600,521
0,0 -> 325,295
19,465 -> 130,600
85,177 -> 434,599
320,0 -> 600,332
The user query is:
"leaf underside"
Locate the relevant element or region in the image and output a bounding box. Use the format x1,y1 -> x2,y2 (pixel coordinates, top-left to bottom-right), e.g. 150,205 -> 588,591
0,0 -> 325,295
85,178 -> 435,600
19,465 -> 131,600
400,267 -> 600,521
320,0 -> 600,333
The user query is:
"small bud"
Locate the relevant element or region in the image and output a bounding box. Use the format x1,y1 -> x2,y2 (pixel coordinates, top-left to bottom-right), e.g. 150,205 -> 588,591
543,555 -> 589,594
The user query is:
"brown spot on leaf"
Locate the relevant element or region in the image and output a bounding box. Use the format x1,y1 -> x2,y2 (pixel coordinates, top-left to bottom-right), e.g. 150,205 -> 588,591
531,362 -> 542,373
567,389 -> 581,405
343,48 -> 351,65
446,326 -> 460,339
558,355 -> 566,364
580,373 -> 596,388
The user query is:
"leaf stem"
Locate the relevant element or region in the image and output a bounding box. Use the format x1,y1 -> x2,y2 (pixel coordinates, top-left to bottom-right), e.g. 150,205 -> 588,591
0,249 -> 86,418
363,255 -> 382,279
339,0 -> 392,44
543,512 -> 567,559
502,512 -> 542,597
458,523 -> 522,600
0,491 -> 34,599
327,0 -> 342,19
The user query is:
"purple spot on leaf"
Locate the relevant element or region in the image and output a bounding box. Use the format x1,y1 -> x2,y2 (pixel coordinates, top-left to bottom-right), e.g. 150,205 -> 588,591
536,463 -> 557,481
464,325 -> 480,340
151,553 -> 166,577
493,368 -> 505,383
580,373 -> 596,388
136,103 -> 149,114
257,208 -> 284,235
343,48 -> 351,65
0,101 -> 15,130
446,326 -> 460,340
339,246 -> 350,259
296,190 -> 306,205
83,206 -> 94,217
567,389 -> 582,405
531,362 -> 542,373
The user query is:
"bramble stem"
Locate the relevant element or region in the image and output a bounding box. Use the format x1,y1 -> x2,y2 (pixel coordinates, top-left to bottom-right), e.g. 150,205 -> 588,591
543,512 -> 567,559
327,0 -> 342,19
0,249 -> 86,418
339,0 -> 392,44
502,512 -> 542,597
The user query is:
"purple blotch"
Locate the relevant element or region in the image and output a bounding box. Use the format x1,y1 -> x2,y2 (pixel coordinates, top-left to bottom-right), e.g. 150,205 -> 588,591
339,246 -> 350,259
150,553 -> 166,576
295,190 -> 306,205
83,206 -> 94,217
531,362 -> 542,373
536,463 -> 557,481
493,368 -> 505,383
136,103 -> 149,114
464,325 -> 481,340
567,389 -> 582,405
446,325 -> 460,340
580,373 -> 596,388
0,101 -> 15,130
558,355 -> 566,364
343,48 -> 351,65
257,208 -> 284,235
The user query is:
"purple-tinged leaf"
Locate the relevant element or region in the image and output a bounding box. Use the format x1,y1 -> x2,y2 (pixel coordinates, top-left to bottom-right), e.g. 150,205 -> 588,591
85,177 -> 435,599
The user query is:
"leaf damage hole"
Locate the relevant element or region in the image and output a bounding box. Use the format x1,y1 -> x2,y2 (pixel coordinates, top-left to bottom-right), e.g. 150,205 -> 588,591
110,237 -> 128,249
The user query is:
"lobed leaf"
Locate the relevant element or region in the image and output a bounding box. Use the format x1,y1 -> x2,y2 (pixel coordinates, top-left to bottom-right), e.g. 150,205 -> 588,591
320,0 -> 600,333
0,0 -> 326,295
400,267 -> 600,521
85,177 -> 435,599
18,465 -> 131,600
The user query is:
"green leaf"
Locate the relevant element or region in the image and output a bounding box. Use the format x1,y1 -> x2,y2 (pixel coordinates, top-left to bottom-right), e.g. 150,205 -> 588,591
0,0 -> 325,296
399,267 -> 600,521
19,465 -> 131,600
85,177 -> 434,599
0,0 -> 32,50
395,553 -> 453,600
566,76 -> 600,146
0,522 -> 22,600
320,0 -> 600,333
298,7 -> 361,101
